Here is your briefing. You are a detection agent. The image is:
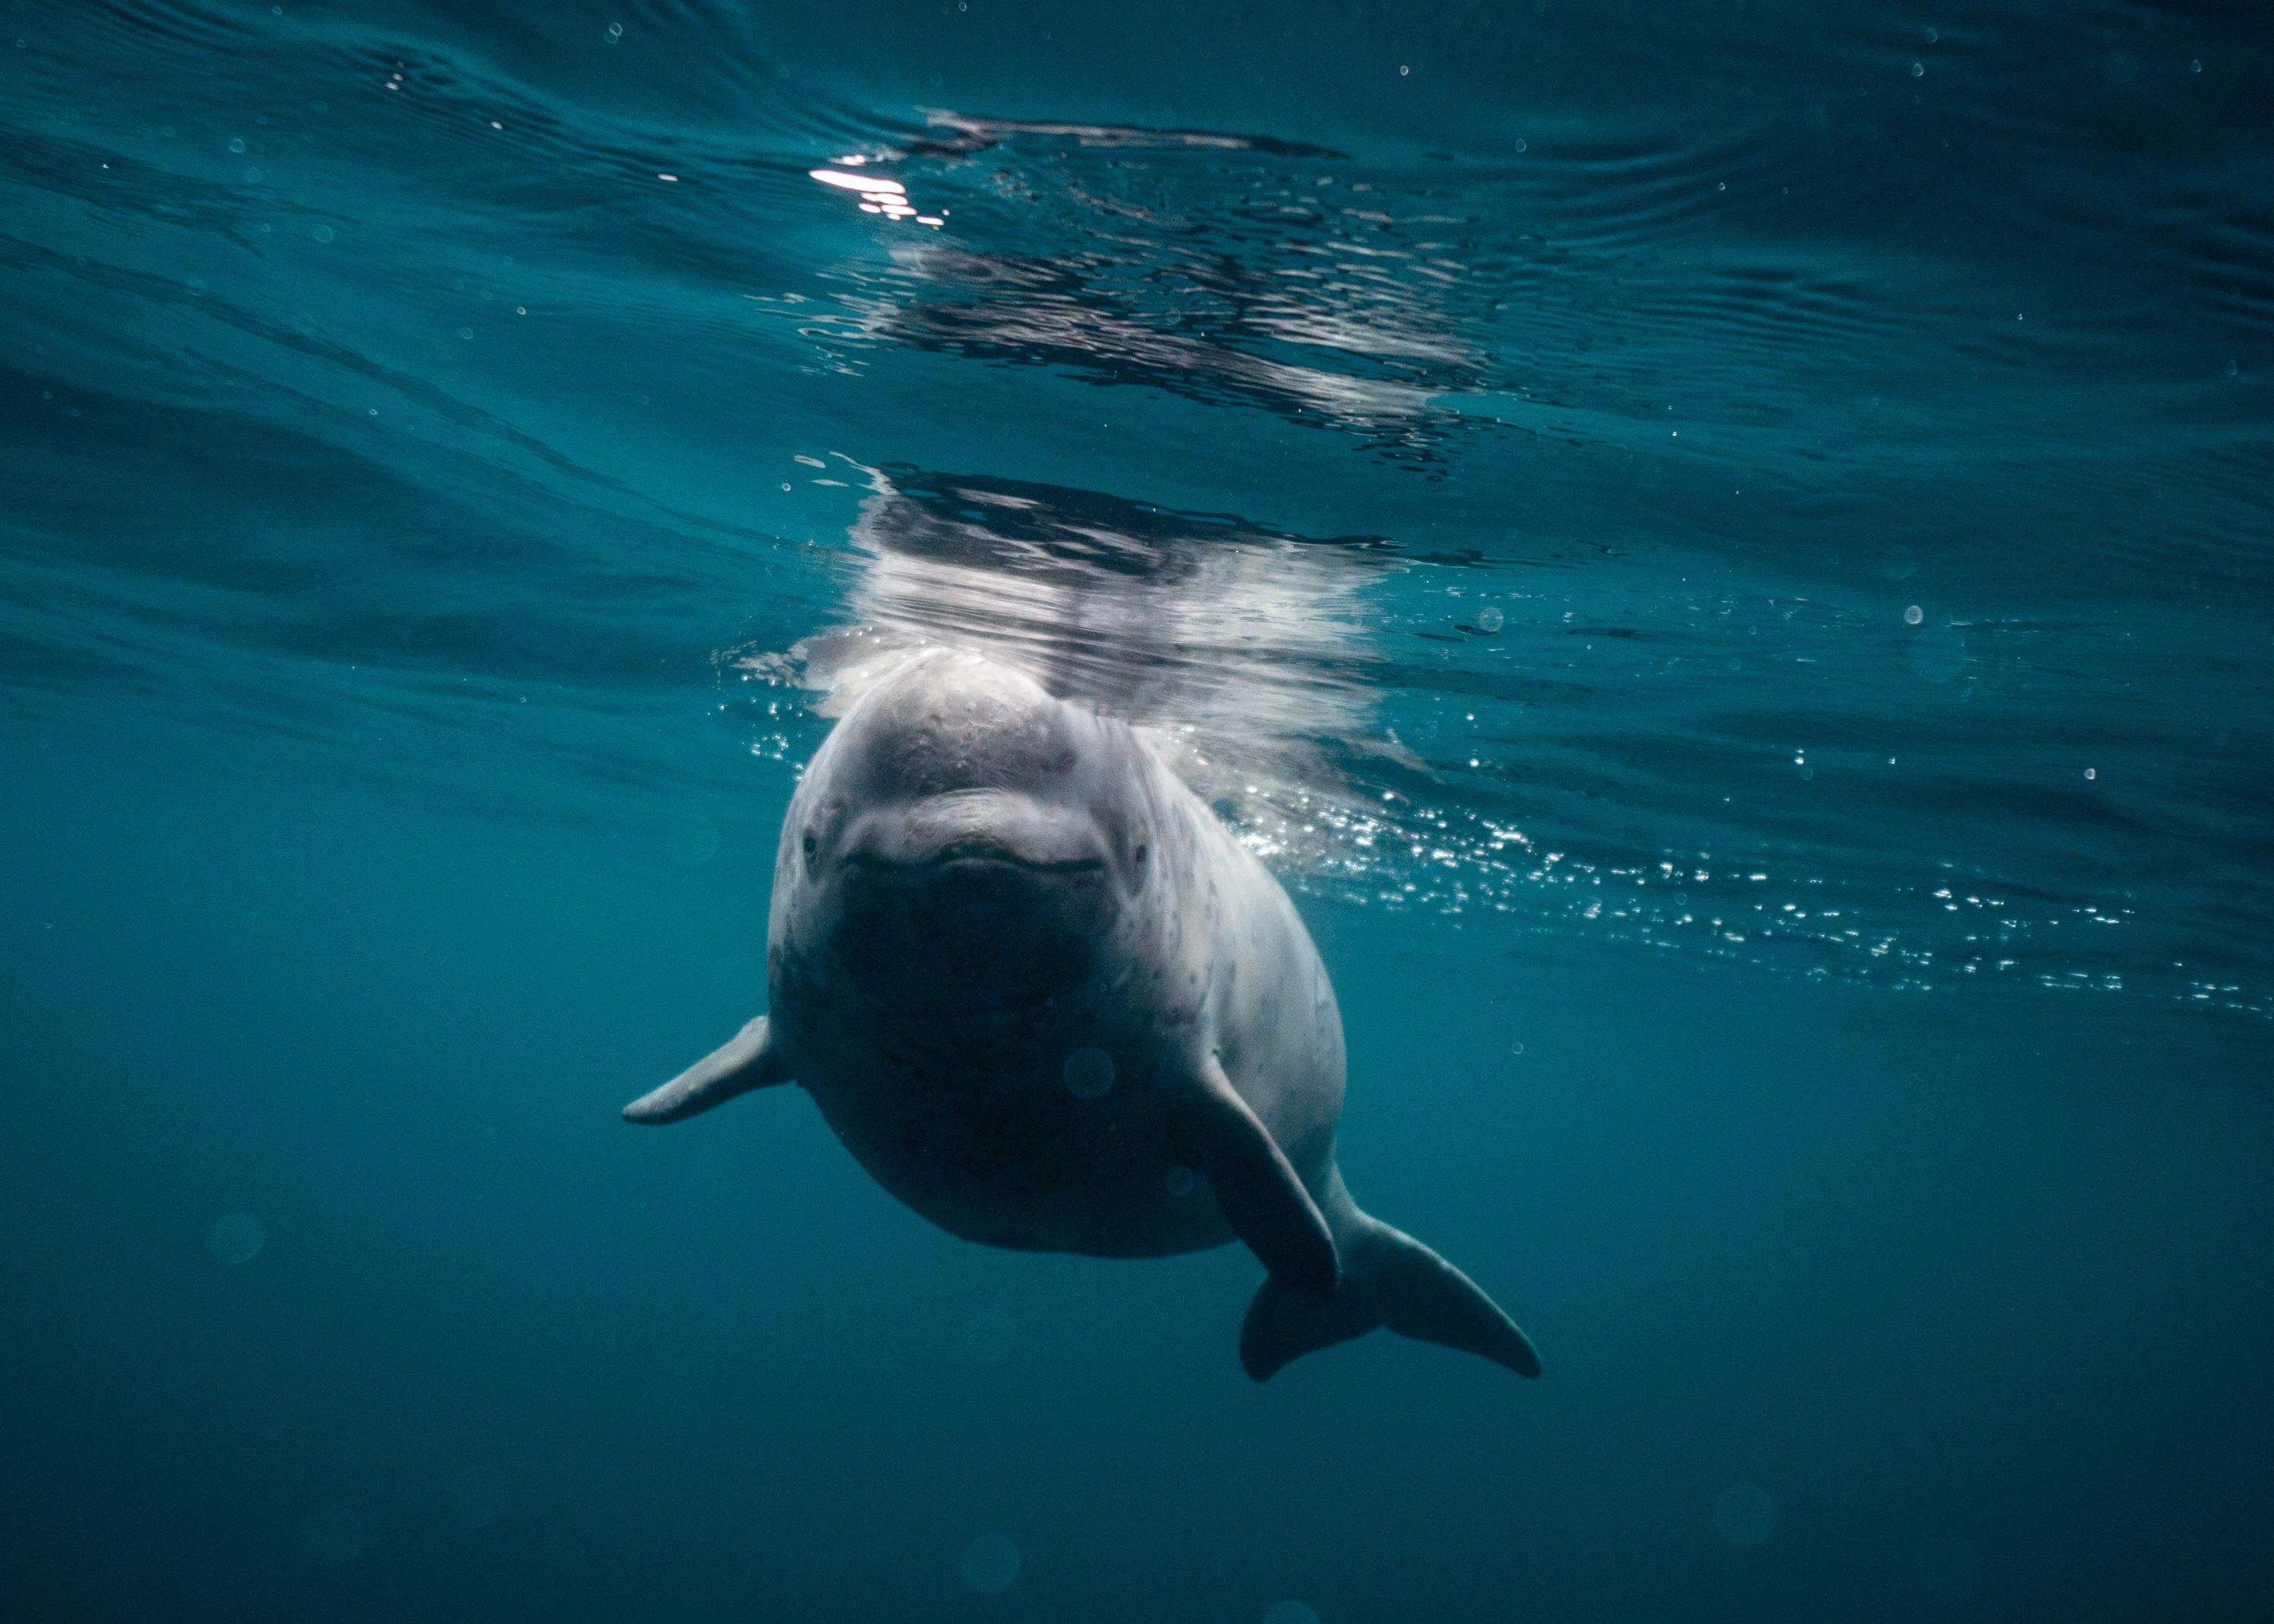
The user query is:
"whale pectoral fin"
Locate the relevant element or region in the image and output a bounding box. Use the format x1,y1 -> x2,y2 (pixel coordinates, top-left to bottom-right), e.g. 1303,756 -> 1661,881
622,1015 -> 793,1125
1171,1057 -> 1339,1298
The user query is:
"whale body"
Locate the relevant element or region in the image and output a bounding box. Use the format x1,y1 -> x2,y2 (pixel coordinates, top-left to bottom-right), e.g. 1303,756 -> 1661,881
625,650 -> 1539,1381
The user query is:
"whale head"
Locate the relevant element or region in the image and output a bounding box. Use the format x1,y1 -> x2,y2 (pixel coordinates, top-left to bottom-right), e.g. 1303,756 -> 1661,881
772,651 -> 1163,1010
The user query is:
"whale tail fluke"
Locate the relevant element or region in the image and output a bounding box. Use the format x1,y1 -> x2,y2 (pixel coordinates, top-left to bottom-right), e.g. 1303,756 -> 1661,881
1239,1170 -> 1541,1382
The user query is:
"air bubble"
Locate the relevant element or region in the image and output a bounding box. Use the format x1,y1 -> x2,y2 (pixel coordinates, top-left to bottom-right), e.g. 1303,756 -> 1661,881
1062,1048 -> 1114,1100
1903,604 -> 1924,625
313,224 -> 334,242
960,1533 -> 1020,1593
1477,606 -> 1504,633
1713,1483 -> 1775,1547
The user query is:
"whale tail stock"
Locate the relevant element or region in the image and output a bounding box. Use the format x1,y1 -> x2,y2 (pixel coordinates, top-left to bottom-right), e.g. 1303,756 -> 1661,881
1238,1167 -> 1542,1382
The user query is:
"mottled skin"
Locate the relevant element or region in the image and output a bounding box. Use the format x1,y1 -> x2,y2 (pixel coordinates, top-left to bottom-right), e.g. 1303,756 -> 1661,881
628,650 -> 1539,1381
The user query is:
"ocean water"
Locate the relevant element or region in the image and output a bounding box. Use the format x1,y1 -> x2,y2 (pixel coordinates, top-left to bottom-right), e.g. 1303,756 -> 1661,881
4,2 -> 2270,1619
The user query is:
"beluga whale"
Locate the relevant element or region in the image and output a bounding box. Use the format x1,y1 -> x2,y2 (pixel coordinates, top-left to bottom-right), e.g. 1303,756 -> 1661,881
625,649 -> 1540,1381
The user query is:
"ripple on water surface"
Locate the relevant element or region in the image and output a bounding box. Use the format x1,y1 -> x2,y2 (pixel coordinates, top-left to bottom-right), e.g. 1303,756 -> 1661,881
3,4 -> 2267,1023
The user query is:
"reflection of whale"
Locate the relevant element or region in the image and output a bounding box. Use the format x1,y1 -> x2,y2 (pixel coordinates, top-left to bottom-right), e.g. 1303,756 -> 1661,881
867,244 -> 1453,446
904,111 -> 1352,161
812,114 -> 1489,466
775,462 -> 1405,815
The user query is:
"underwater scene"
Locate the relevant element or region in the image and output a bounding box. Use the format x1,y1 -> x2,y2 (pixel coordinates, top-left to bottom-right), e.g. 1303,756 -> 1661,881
5,2 -> 2271,1619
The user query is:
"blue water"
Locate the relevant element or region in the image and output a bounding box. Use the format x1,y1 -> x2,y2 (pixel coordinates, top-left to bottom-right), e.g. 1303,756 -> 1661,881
5,2 -> 2270,1619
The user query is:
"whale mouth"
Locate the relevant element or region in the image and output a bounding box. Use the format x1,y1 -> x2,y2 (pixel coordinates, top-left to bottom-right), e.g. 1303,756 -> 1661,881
929,850 -> 1105,874
844,843 -> 1106,876
835,793 -> 1115,884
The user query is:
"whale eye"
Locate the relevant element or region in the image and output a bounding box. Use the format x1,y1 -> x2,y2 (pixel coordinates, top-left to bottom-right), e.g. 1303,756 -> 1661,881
801,832 -> 819,861
1133,843 -> 1148,866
